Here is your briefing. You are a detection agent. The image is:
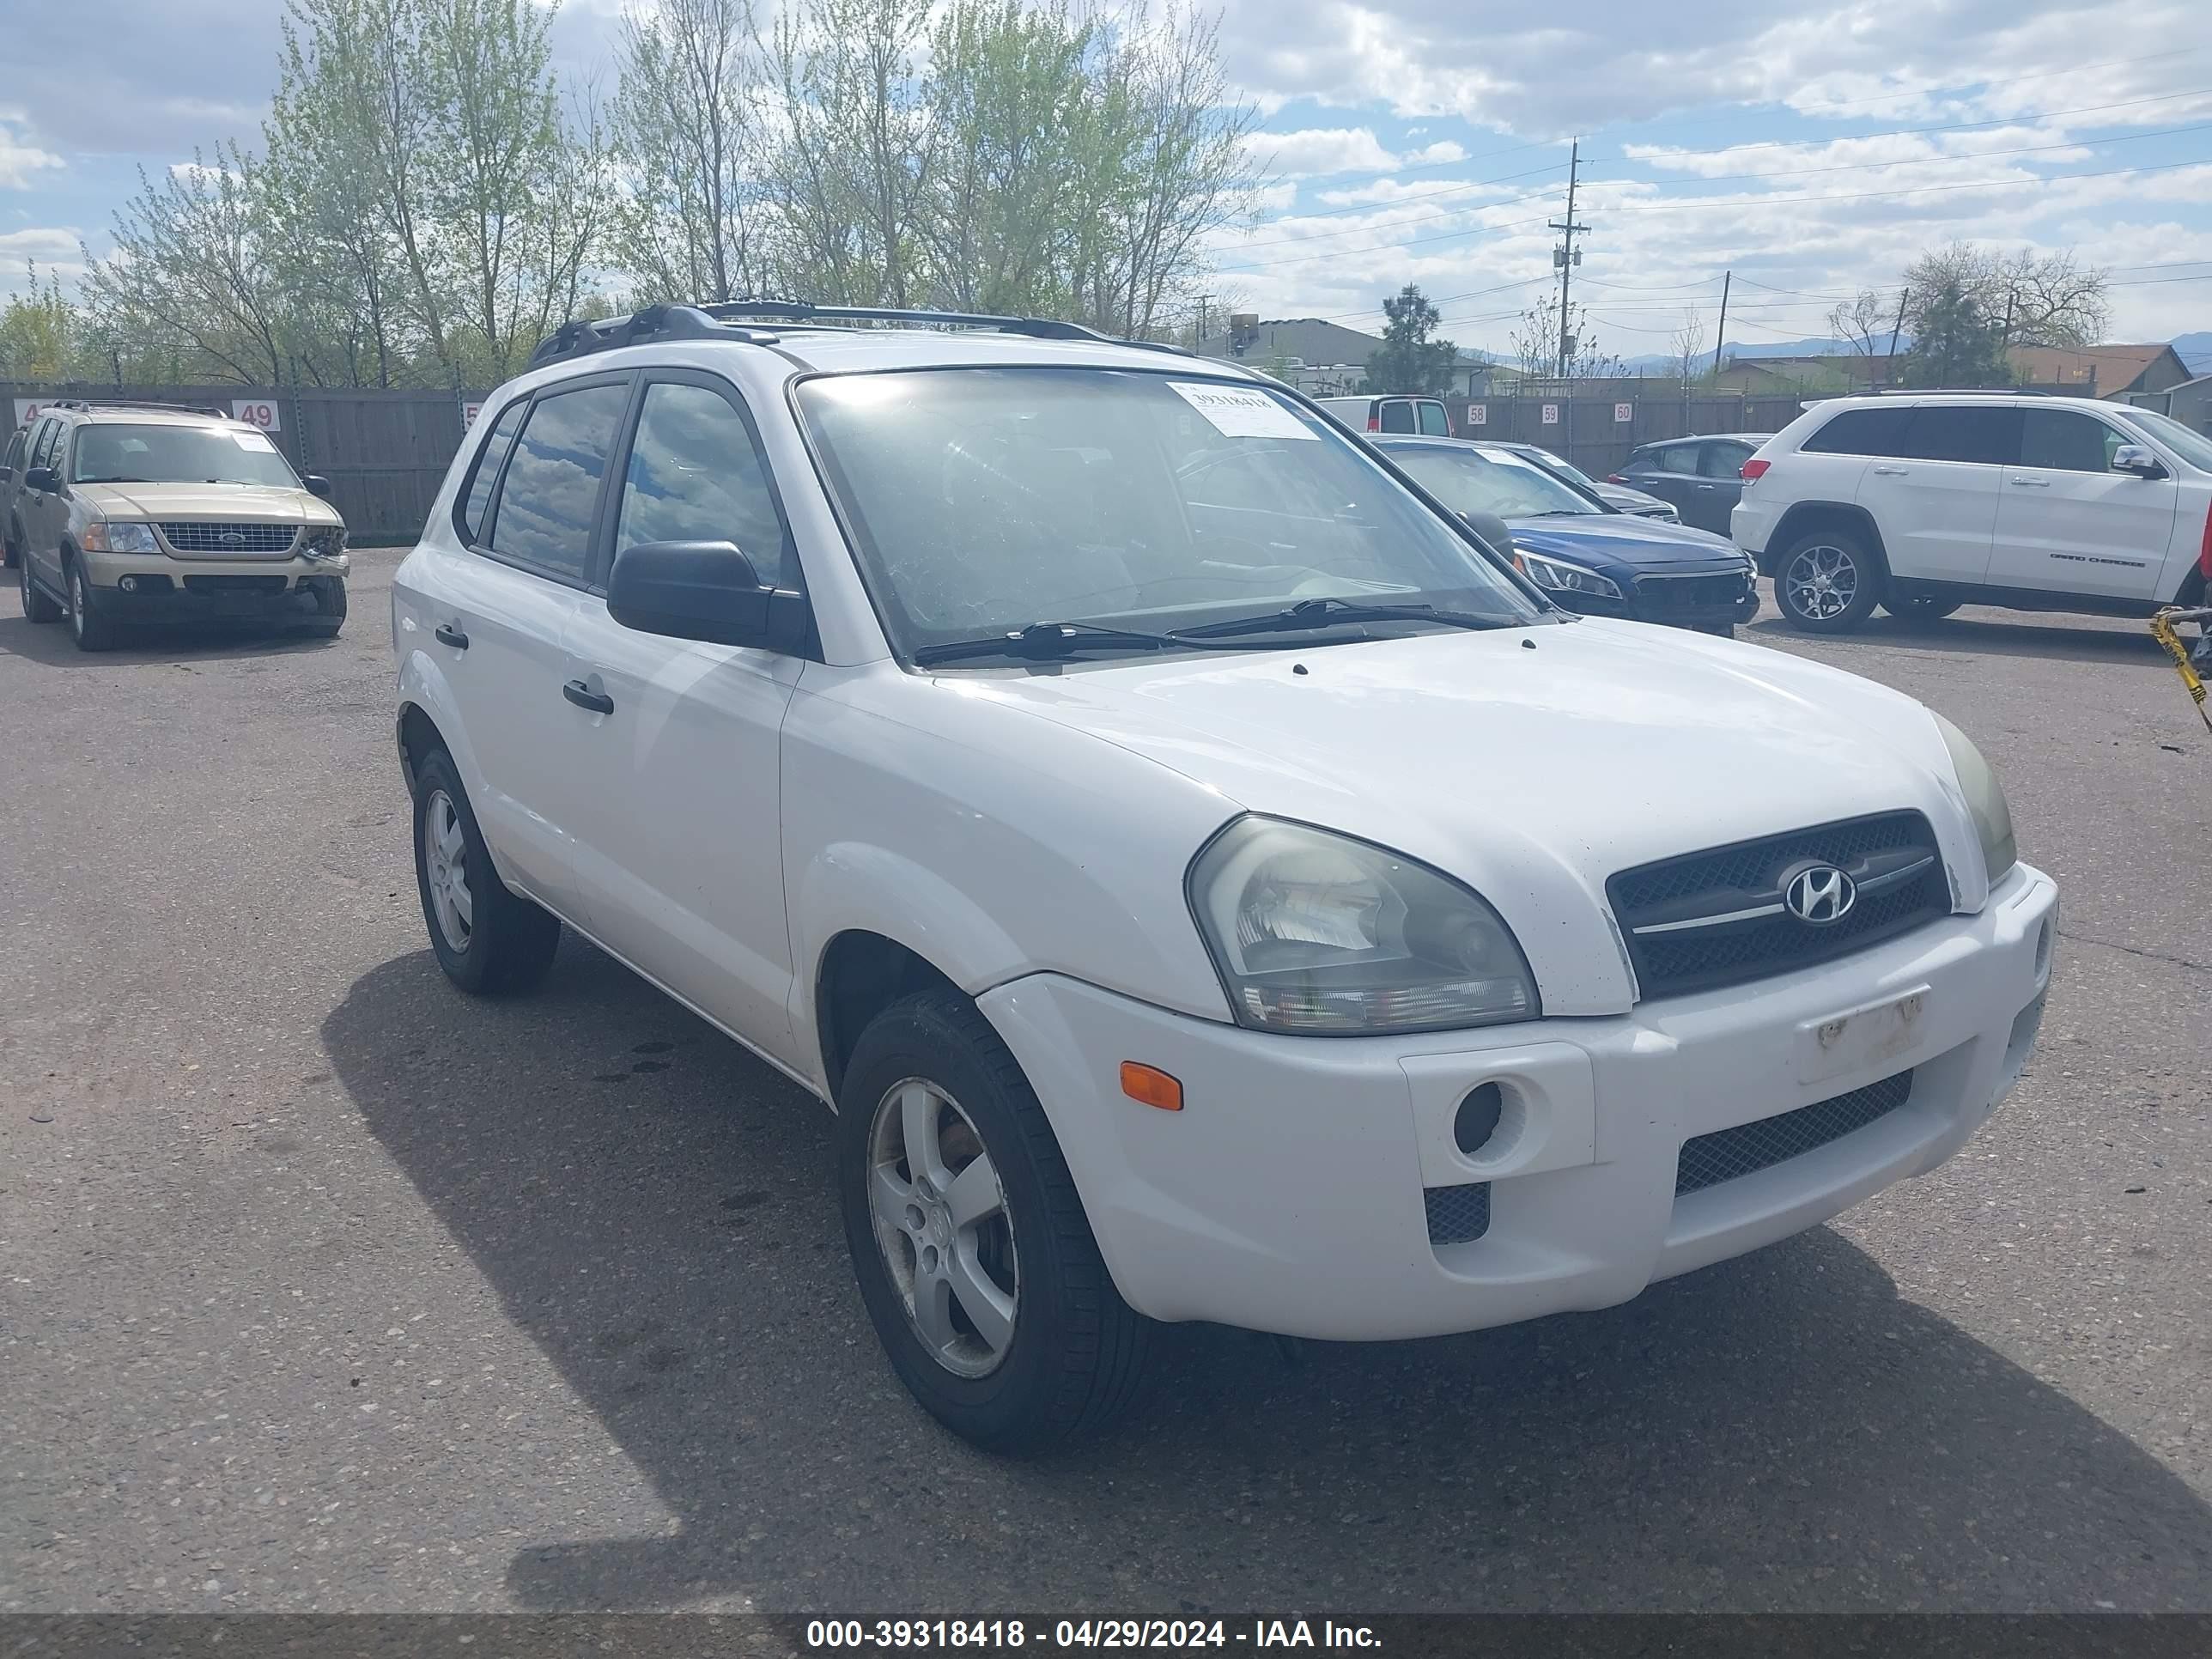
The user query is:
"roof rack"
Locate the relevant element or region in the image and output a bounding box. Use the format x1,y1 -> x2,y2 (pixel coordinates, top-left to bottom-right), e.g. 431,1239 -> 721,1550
1869,386 -> 2053,396
45,398 -> 230,418
528,298 -> 1193,368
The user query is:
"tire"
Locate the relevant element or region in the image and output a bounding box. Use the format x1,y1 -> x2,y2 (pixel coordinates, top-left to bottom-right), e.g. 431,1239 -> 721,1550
410,748 -> 562,995
300,575 -> 347,639
839,990 -> 1152,1455
1880,593 -> 1963,622
66,558 -> 122,652
1774,526 -> 1884,633
20,548 -> 62,623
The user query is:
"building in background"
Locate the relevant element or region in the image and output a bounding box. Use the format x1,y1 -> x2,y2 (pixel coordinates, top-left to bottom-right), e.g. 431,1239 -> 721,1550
2007,343 -> 2193,399
1194,314 -> 1507,398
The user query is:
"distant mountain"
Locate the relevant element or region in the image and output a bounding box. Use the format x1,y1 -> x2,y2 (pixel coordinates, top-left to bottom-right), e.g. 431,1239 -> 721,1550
2172,331 -> 2212,374
1613,336 -> 1898,374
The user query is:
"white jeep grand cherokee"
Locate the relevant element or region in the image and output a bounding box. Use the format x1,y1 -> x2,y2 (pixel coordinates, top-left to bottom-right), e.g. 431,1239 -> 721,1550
392,302 -> 2057,1454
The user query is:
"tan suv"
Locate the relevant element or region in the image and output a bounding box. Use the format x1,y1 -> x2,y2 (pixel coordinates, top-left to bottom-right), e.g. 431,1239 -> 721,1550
13,400 -> 349,650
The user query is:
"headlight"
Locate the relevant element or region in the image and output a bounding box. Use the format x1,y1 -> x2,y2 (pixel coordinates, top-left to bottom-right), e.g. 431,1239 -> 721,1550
303,526 -> 349,560
1512,550 -> 1621,599
1187,817 -> 1539,1035
82,520 -> 159,553
1932,712 -> 2016,884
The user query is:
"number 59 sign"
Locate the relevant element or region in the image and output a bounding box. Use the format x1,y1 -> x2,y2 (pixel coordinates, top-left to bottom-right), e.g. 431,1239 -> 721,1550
231,398 -> 282,432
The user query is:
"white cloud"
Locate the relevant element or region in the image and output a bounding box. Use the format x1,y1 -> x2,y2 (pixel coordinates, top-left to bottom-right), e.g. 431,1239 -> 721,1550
1240,127 -> 1401,179
0,226 -> 86,289
0,119 -> 64,190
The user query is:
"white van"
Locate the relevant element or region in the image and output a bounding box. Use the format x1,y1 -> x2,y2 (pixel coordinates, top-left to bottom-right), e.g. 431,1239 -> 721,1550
1316,394 -> 1454,437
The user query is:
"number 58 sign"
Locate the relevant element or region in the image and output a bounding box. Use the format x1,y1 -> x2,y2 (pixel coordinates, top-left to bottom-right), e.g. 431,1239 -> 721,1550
231,398 -> 282,432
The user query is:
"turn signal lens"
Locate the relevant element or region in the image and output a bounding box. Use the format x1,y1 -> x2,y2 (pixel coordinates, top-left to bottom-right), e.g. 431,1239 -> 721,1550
1119,1062 -> 1183,1112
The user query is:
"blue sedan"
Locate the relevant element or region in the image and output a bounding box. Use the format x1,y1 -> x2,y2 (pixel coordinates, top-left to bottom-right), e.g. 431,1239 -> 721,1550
1374,435 -> 1759,635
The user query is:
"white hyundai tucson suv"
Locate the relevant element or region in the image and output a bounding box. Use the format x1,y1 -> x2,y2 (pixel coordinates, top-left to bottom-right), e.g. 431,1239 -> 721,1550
1733,390 -> 2212,632
392,301 -> 2057,1453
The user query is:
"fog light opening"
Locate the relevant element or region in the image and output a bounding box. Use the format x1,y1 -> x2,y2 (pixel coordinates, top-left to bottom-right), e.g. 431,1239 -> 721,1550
119,575 -> 138,592
1454,1082 -> 1505,1157
2033,918 -> 2052,987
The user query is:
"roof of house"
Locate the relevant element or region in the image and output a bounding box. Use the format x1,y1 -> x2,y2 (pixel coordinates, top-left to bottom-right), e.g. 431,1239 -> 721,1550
2008,343 -> 2186,392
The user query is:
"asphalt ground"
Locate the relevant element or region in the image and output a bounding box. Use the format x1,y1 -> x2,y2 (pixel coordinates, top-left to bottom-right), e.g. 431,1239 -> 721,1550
3,549 -> 2207,1614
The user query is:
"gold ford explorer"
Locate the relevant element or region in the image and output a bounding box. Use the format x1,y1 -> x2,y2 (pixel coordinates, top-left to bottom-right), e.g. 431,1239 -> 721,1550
12,401 -> 349,651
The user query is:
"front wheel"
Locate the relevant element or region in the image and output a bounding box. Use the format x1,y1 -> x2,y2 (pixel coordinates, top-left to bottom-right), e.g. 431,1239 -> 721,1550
299,575 -> 347,639
20,550 -> 61,622
67,561 -> 121,651
411,749 -> 562,994
840,991 -> 1152,1455
1775,529 -> 1884,633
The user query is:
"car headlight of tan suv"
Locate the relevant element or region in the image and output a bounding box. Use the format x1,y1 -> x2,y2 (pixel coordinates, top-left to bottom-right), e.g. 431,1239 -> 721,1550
81,520 -> 160,553
1932,712 -> 2017,884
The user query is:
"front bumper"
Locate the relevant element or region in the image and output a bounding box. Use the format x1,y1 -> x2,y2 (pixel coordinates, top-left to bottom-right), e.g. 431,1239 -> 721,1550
981,862 -> 2056,1340
80,550 -> 348,620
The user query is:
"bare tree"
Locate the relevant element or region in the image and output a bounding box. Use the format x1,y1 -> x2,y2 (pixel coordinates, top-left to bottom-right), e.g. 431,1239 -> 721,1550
613,0 -> 773,304
1902,240 -> 2109,351
1669,308 -> 1706,384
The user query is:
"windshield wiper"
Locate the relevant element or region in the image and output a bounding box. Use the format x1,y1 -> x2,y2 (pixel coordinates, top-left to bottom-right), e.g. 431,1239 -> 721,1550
76,476 -> 156,483
1170,596 -> 1509,641
914,619 -> 1213,666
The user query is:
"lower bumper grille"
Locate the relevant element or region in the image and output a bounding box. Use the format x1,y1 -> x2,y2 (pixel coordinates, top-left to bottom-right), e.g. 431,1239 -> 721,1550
1675,1070 -> 1914,1196
1424,1182 -> 1492,1244
1631,572 -> 1753,608
182,574 -> 289,594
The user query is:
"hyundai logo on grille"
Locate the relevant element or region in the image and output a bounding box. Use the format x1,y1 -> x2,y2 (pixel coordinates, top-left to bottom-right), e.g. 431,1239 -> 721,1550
1784,863 -> 1856,926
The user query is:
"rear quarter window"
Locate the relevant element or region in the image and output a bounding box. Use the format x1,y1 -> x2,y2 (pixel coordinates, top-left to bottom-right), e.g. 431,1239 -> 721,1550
1801,406 -> 1916,457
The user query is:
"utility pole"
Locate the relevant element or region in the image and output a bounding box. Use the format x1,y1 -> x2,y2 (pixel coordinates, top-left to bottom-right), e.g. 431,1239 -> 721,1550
1196,294 -> 1213,349
1549,140 -> 1588,380
1885,287 -> 1909,386
1710,270 -> 1731,380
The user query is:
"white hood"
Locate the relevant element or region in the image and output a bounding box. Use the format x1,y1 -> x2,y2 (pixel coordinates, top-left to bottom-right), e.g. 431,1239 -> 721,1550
963,619 -> 1982,1015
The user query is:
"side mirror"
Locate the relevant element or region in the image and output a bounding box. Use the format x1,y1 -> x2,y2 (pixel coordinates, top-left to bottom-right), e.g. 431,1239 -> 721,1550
2111,444 -> 2166,479
606,539 -> 805,651
1458,509 -> 1516,556
302,474 -> 333,498
24,465 -> 58,492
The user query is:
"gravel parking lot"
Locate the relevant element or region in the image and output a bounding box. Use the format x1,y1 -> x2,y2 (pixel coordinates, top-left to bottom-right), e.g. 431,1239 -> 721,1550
3,547 -> 2208,1613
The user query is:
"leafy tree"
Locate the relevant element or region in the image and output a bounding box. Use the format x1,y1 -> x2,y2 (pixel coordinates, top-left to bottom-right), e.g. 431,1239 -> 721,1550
1903,240 -> 2109,350
1900,276 -> 2012,387
0,263 -> 78,380
1366,285 -> 1456,395
612,0 -> 773,305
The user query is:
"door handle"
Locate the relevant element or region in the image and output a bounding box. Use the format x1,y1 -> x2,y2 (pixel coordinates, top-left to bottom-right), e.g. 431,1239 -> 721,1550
2008,476 -> 2051,487
1870,465 -> 1908,476
1695,483 -> 1719,489
562,678 -> 615,715
434,623 -> 469,649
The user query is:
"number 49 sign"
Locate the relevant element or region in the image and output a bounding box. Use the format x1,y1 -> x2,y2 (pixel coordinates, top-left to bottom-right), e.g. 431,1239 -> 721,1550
231,398 -> 282,432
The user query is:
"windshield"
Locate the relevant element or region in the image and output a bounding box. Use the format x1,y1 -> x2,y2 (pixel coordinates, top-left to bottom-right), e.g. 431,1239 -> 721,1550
2115,407 -> 2212,474
1389,445 -> 1601,520
1539,453 -> 1600,489
797,368 -> 1543,661
71,423 -> 301,488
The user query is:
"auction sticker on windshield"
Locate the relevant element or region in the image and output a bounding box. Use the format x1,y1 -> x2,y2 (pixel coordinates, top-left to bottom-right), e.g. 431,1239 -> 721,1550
232,431 -> 277,453
1169,380 -> 1319,441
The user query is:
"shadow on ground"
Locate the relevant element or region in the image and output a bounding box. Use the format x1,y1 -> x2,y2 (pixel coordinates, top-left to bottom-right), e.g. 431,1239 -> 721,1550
1742,607 -> 2176,669
0,610 -> 339,666
325,945 -> 2212,1613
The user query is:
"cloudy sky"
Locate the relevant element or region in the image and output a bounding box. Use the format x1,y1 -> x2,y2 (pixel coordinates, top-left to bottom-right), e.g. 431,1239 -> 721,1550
4,0 -> 2210,358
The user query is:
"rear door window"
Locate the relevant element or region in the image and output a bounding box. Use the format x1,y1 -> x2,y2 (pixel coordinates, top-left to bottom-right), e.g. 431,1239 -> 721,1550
484,380 -> 632,582
29,418 -> 60,470
1898,404 -> 2020,466
1650,443 -> 1702,475
1700,441 -> 1752,477
1416,402 -> 1451,436
1802,406 -> 1916,457
2019,409 -> 2124,473
1378,401 -> 1417,434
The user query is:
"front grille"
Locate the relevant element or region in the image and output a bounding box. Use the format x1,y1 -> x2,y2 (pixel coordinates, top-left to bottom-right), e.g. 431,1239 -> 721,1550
1610,811 -> 1948,1000
183,574 -> 288,594
1675,1070 -> 1913,1195
158,521 -> 299,554
1424,1182 -> 1492,1245
1631,572 -> 1750,607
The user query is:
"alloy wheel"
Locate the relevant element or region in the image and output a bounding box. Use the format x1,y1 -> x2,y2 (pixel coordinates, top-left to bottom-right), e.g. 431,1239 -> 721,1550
69,567 -> 86,641
422,789 -> 474,952
866,1077 -> 1019,1378
1784,543 -> 1856,621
